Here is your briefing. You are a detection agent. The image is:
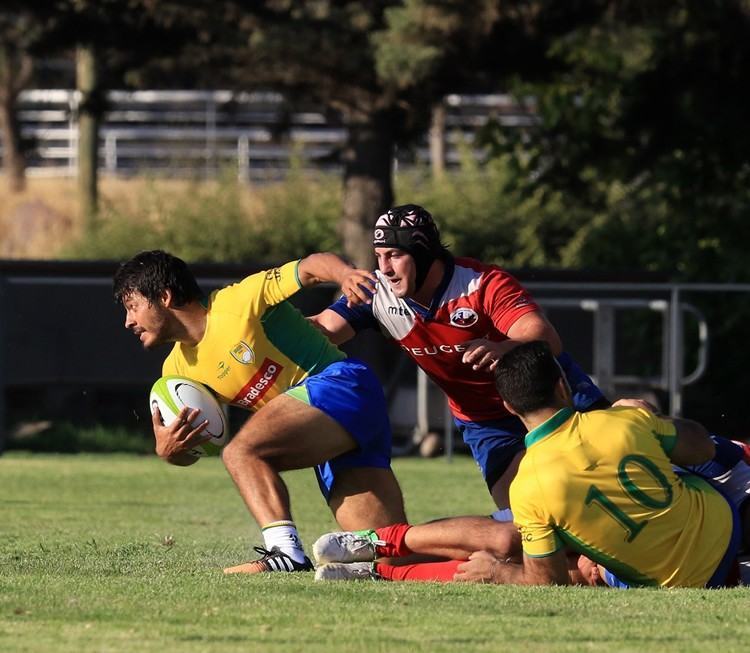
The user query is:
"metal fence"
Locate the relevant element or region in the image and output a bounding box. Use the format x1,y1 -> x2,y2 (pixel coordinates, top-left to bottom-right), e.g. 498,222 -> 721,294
3,260 -> 746,454
13,89 -> 535,181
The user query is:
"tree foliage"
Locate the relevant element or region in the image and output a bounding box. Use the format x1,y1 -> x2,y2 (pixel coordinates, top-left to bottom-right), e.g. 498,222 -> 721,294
478,0 -> 750,282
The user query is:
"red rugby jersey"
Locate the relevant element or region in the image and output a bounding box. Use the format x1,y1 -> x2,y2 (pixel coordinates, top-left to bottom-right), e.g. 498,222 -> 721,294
330,257 -> 540,421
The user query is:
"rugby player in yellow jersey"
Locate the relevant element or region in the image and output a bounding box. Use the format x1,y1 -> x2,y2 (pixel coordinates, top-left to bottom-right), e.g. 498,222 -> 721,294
454,340 -> 742,588
113,249 -> 407,574
313,342 -> 745,587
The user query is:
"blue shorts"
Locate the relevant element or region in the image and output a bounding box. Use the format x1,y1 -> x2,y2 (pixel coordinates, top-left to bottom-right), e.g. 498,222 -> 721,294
456,352 -> 606,490
286,358 -> 392,501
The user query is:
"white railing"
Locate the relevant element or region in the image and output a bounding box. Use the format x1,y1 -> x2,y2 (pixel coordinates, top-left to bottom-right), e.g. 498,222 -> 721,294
10,89 -> 534,181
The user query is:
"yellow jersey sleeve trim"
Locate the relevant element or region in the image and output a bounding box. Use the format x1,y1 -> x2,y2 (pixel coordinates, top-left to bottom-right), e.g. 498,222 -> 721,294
292,259 -> 303,289
524,547 -> 565,559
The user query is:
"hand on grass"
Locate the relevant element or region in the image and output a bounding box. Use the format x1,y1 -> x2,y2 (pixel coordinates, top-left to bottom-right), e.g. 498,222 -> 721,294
453,551 -> 502,584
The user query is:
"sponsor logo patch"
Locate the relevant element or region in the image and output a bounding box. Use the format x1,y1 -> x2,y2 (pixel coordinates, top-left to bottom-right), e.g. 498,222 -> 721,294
450,308 -> 479,327
374,228 -> 385,243
217,361 -> 231,379
401,343 -> 468,356
230,341 -> 255,364
232,358 -> 283,408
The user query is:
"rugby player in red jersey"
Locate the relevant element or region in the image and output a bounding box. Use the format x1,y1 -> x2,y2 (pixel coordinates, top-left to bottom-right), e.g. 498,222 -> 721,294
311,204 -> 608,511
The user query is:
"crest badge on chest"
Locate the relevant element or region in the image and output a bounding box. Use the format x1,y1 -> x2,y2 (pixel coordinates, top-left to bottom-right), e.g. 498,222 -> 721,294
230,341 -> 255,364
449,307 -> 479,328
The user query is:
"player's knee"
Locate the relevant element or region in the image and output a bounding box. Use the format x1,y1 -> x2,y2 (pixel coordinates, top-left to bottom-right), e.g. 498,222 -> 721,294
221,435 -> 263,469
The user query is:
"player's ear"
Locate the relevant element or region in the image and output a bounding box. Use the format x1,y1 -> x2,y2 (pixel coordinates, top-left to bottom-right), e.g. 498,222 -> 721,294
160,288 -> 173,308
502,399 -> 519,417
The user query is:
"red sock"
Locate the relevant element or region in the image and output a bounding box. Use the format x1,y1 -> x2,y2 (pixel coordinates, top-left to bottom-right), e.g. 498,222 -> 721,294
373,523 -> 413,558
375,559 -> 463,582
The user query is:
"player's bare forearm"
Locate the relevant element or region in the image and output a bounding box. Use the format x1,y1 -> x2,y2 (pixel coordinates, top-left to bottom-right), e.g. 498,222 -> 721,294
505,312 -> 563,355
308,309 -> 356,345
298,253 -> 377,304
455,550 -> 571,585
298,253 -> 353,287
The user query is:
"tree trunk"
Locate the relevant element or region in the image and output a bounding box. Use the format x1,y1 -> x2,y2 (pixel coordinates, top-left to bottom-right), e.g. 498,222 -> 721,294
0,96 -> 26,193
0,45 -> 32,193
76,44 -> 100,231
429,100 -> 446,181
340,110 -> 395,270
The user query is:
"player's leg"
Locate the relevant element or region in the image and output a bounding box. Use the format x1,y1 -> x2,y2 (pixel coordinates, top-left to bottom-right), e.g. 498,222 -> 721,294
328,466 -> 406,530
400,516 -> 520,560
314,517 -> 519,567
455,415 -> 526,510
221,392 -> 360,573
221,392 -> 357,526
304,358 -> 406,529
223,358 -> 406,574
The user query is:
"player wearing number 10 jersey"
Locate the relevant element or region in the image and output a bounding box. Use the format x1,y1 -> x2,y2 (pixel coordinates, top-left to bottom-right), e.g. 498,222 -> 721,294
313,341 -> 742,587
501,341 -> 741,588
511,405 -> 735,587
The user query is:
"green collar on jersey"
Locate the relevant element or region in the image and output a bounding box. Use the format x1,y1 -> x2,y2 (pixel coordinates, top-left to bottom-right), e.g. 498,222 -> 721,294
524,407 -> 575,449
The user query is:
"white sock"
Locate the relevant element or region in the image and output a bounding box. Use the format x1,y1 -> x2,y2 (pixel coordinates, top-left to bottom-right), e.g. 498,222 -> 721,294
262,521 -> 307,563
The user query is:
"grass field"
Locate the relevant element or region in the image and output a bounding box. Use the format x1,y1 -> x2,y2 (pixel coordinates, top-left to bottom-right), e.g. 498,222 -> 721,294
2,452 -> 750,652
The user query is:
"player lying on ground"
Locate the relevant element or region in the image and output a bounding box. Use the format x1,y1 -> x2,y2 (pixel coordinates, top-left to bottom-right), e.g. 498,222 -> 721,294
310,204 -> 608,512
313,341 -> 747,588
114,250 -> 408,574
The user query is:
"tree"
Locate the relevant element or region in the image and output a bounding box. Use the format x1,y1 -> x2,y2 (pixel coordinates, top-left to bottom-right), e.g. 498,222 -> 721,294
0,12 -> 39,192
478,0 -> 750,281
14,0 -> 200,222
121,1 -> 509,267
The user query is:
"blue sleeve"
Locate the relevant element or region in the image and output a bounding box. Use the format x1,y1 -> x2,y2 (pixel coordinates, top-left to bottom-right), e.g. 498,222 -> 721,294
556,352 -> 607,411
328,295 -> 380,332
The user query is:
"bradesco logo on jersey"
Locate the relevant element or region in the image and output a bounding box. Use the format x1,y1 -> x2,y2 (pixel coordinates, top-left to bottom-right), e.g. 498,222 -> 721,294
232,358 -> 284,408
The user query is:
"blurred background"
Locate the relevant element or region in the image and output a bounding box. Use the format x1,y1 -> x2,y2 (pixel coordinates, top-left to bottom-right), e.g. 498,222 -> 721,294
2,1 -> 750,455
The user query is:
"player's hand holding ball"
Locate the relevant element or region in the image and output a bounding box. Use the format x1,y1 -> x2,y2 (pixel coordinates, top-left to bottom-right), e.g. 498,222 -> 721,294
149,376 -> 229,465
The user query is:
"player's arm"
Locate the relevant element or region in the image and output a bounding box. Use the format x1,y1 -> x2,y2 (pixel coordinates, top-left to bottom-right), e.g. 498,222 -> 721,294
668,417 -> 715,466
297,253 -> 376,304
614,400 -> 715,466
454,549 -> 571,585
308,308 -> 356,345
462,312 -> 563,372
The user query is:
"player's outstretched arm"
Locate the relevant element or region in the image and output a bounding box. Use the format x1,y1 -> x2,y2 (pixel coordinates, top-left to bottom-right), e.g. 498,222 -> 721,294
454,549 -> 570,585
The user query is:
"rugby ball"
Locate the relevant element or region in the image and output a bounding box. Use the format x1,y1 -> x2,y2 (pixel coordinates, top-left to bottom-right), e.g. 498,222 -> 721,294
149,376 -> 229,457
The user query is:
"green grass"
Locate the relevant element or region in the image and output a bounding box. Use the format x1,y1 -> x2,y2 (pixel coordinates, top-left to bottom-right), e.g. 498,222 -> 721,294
1,453 -> 749,652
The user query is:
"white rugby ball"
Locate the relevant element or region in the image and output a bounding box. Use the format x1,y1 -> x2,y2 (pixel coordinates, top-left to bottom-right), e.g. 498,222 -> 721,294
149,375 -> 229,457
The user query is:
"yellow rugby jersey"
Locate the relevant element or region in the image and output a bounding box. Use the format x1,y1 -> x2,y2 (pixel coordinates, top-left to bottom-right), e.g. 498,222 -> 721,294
162,260 -> 345,411
510,406 -> 733,588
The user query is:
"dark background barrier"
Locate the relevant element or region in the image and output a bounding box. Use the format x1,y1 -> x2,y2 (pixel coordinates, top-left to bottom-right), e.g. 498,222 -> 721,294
0,259 -> 669,452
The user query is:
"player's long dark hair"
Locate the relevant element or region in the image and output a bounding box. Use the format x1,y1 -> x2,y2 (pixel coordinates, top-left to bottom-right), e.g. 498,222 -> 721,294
113,250 -> 203,306
494,341 -> 563,415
